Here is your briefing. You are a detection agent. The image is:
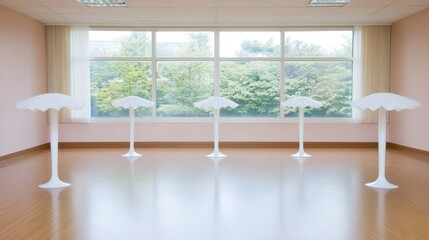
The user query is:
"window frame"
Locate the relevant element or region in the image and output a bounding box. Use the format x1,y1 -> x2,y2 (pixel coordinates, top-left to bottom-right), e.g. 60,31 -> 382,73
89,27 -> 357,123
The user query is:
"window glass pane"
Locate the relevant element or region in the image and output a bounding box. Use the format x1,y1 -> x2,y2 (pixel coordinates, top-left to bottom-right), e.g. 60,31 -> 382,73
90,61 -> 152,117
156,32 -> 214,57
221,61 -> 280,117
157,61 -> 214,117
284,61 -> 352,117
284,31 -> 352,58
89,31 -> 151,57
220,32 -> 280,57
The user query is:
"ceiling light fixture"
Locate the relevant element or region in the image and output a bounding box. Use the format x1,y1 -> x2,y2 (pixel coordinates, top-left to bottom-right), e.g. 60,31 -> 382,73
77,0 -> 127,7
307,0 -> 351,7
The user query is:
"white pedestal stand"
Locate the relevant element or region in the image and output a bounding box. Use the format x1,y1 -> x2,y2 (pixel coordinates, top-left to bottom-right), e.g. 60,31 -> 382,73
39,109 -> 70,188
207,109 -> 225,158
366,108 -> 398,189
292,107 -> 311,158
123,108 -> 141,157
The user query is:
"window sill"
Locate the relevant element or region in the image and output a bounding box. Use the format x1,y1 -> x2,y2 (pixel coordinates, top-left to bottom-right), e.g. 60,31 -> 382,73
88,117 -> 360,124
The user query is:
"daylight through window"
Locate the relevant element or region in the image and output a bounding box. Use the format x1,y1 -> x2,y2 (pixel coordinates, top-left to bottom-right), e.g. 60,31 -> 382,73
89,29 -> 354,119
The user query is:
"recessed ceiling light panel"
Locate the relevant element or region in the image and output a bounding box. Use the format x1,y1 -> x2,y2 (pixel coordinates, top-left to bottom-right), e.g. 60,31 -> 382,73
307,0 -> 351,7
77,0 -> 127,7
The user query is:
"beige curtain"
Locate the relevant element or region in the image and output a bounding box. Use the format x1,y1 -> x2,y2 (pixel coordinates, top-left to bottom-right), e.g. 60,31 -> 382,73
47,26 -> 71,121
47,25 -> 90,123
360,25 -> 391,123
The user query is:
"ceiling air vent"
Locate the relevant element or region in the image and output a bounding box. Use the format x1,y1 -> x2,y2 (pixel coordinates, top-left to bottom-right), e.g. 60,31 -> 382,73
77,0 -> 127,7
307,0 -> 351,7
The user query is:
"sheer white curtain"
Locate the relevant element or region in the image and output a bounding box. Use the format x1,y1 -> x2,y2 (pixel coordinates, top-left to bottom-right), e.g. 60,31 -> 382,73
70,26 -> 90,123
47,25 -> 90,123
352,26 -> 363,122
360,25 -> 391,123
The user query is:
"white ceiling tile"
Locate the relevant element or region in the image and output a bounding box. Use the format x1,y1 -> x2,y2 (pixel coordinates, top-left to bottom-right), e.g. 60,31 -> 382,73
166,16 -> 217,22
256,0 -> 307,8
9,6 -> 54,14
364,14 -> 406,22
390,0 -> 429,6
48,6 -> 91,14
326,14 -> 369,21
32,0 -> 82,7
217,8 -> 260,16
170,0 -> 216,8
90,7 -> 173,16
28,13 -> 69,23
347,0 -> 395,7
0,0 -> 37,7
337,6 -> 382,15
376,6 -> 427,15
218,0 -> 261,8
124,0 -> 173,7
172,8 -> 216,16
0,0 -> 427,25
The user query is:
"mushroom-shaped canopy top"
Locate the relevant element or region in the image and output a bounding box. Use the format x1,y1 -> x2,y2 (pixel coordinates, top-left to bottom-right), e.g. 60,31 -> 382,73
112,96 -> 154,109
194,96 -> 239,110
351,93 -> 420,111
281,96 -> 322,109
16,93 -> 83,112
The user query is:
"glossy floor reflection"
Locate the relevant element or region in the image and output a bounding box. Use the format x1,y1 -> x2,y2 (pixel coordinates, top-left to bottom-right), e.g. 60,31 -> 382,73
1,148 -> 429,240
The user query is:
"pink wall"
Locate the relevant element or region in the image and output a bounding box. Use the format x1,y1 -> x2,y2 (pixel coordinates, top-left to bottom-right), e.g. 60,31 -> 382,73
390,8 -> 429,151
0,5 -> 380,149
0,6 -> 48,157
59,122 -> 378,143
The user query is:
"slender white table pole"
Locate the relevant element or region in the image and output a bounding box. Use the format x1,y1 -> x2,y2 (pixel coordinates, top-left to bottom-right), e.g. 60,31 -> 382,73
208,108 -> 225,158
366,108 -> 398,188
39,109 -> 70,188
292,107 -> 310,158
124,107 -> 141,157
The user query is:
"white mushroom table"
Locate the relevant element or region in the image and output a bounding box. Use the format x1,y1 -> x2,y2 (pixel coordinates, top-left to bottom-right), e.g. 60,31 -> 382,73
112,96 -> 154,157
351,92 -> 420,189
16,93 -> 83,188
281,96 -> 322,158
195,97 -> 238,158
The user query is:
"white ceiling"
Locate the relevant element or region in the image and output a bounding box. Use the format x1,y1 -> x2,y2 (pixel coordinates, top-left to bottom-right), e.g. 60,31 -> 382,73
0,0 -> 428,26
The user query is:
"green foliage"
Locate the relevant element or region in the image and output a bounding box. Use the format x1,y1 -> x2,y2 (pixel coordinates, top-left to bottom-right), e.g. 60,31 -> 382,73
284,61 -> 352,117
238,39 -> 280,57
90,31 -> 353,118
93,61 -> 152,117
117,32 -> 151,57
221,61 -> 280,117
157,61 -> 213,117
285,36 -> 323,57
179,33 -> 213,57
91,32 -> 153,117
156,33 -> 214,117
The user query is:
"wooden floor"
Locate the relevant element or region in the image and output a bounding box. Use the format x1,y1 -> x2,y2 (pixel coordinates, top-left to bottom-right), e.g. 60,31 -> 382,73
1,147 -> 429,240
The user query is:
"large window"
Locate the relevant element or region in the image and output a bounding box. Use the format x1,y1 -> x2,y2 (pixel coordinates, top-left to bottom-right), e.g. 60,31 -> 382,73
89,29 -> 354,120
284,31 -> 353,117
90,31 -> 152,117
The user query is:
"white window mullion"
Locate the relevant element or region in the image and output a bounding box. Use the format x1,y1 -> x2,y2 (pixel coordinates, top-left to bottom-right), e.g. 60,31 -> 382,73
280,30 -> 285,118
151,30 -> 157,117
214,30 -> 220,97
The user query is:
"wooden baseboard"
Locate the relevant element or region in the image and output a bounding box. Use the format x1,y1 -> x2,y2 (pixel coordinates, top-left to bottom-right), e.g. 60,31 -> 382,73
58,141 -> 378,149
0,143 -> 49,161
5,142 -> 427,161
387,143 -> 429,157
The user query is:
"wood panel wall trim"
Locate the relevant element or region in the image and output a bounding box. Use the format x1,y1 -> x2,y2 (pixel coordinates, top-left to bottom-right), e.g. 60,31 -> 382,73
0,143 -> 50,161
58,142 -> 378,149
7,142 -> 427,162
387,143 -> 429,157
